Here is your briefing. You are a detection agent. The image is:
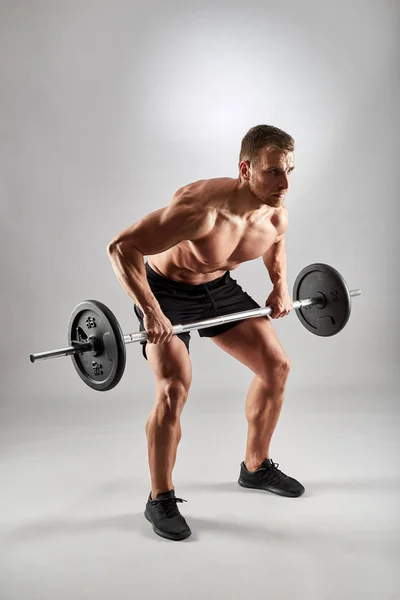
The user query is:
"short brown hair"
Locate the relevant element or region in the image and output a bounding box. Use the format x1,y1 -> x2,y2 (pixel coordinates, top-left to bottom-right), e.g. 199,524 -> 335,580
239,125 -> 295,164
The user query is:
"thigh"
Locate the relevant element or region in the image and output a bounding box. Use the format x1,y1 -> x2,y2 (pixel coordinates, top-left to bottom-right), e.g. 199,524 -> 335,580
146,335 -> 193,390
134,302 -> 191,362
209,316 -> 289,378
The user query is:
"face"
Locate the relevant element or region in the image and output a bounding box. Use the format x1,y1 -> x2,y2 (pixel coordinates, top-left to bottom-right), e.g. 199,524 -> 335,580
240,147 -> 295,208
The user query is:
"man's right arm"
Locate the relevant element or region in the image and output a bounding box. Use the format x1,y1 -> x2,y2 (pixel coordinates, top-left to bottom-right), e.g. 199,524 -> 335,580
107,192 -> 210,318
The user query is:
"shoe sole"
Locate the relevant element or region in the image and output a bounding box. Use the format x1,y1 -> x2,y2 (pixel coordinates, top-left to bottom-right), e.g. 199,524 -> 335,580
144,510 -> 192,541
238,478 -> 305,498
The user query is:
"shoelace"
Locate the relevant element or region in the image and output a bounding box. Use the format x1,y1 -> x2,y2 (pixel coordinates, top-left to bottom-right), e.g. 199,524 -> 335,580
150,497 -> 187,518
258,462 -> 287,485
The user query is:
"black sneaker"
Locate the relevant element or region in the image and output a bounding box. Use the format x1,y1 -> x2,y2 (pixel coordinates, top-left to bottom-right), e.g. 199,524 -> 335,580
144,489 -> 192,541
238,459 -> 305,497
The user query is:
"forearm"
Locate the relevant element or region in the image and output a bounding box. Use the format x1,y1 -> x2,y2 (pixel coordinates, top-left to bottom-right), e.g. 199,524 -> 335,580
262,239 -> 288,292
107,243 -> 161,316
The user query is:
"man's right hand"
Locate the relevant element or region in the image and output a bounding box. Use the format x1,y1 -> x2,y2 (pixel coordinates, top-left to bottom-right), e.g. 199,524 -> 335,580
143,309 -> 175,344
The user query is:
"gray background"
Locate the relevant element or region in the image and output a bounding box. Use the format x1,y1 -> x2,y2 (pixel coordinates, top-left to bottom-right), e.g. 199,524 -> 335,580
1,1 -> 399,599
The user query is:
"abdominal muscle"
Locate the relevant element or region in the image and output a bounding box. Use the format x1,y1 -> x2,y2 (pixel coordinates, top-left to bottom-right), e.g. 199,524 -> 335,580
147,208 -> 283,284
147,249 -> 237,284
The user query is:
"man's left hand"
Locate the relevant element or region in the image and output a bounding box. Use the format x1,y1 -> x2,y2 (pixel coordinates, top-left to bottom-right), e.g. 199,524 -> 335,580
265,289 -> 293,319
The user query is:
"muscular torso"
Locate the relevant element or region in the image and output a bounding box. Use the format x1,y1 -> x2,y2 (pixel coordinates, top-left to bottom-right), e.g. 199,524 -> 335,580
148,178 -> 287,284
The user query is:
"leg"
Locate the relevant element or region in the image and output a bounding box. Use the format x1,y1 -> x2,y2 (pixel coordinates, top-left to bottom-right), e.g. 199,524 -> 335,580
145,336 -> 192,499
210,317 -> 291,470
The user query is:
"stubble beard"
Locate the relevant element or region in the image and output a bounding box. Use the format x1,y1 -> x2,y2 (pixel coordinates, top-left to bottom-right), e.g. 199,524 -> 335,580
251,184 -> 281,209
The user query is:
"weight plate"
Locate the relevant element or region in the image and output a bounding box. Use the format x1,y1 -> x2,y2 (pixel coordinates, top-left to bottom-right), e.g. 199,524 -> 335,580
68,300 -> 126,391
292,264 -> 352,337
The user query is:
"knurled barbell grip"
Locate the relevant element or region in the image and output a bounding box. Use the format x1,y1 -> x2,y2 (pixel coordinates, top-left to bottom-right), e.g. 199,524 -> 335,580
123,297 -> 315,344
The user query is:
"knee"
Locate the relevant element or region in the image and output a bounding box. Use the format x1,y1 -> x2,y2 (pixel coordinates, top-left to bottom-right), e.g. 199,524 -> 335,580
272,354 -> 291,379
156,378 -> 190,421
259,354 -> 291,387
282,355 -> 291,374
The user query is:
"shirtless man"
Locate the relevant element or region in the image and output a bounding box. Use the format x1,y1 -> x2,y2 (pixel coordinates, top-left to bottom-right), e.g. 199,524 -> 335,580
108,125 -> 305,541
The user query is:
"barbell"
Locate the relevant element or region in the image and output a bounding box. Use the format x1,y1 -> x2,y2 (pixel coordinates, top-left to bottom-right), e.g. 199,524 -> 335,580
29,263 -> 361,392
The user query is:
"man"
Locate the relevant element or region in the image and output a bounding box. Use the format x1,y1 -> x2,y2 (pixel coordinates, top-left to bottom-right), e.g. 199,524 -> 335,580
107,124 -> 305,542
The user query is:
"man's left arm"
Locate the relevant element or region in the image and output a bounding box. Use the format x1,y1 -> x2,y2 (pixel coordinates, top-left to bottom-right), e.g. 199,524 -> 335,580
262,231 -> 292,319
262,234 -> 288,291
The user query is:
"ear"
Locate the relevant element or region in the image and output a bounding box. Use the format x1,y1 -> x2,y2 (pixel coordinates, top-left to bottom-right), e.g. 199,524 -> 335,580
239,160 -> 251,179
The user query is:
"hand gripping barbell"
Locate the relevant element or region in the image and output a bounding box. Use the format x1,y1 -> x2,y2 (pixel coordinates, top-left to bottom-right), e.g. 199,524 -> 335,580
30,263 -> 361,392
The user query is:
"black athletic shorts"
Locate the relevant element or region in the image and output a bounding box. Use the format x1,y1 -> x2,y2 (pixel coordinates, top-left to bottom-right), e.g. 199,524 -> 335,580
134,262 -> 261,360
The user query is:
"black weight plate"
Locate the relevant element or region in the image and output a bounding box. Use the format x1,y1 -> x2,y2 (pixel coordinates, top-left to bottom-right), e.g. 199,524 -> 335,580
293,264 -> 352,337
68,300 -> 126,391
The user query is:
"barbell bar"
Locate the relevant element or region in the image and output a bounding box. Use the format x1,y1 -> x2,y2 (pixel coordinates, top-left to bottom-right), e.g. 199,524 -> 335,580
29,263 -> 361,391
30,289 -> 360,364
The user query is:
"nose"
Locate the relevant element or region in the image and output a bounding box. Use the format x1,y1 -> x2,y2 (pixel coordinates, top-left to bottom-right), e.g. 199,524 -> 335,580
278,172 -> 289,191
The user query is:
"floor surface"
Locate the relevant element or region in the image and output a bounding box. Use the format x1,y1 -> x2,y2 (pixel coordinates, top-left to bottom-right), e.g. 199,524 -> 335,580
1,388 -> 399,600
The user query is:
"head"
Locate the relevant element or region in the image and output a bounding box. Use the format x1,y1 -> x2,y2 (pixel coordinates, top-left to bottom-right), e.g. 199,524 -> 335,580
239,125 -> 295,208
